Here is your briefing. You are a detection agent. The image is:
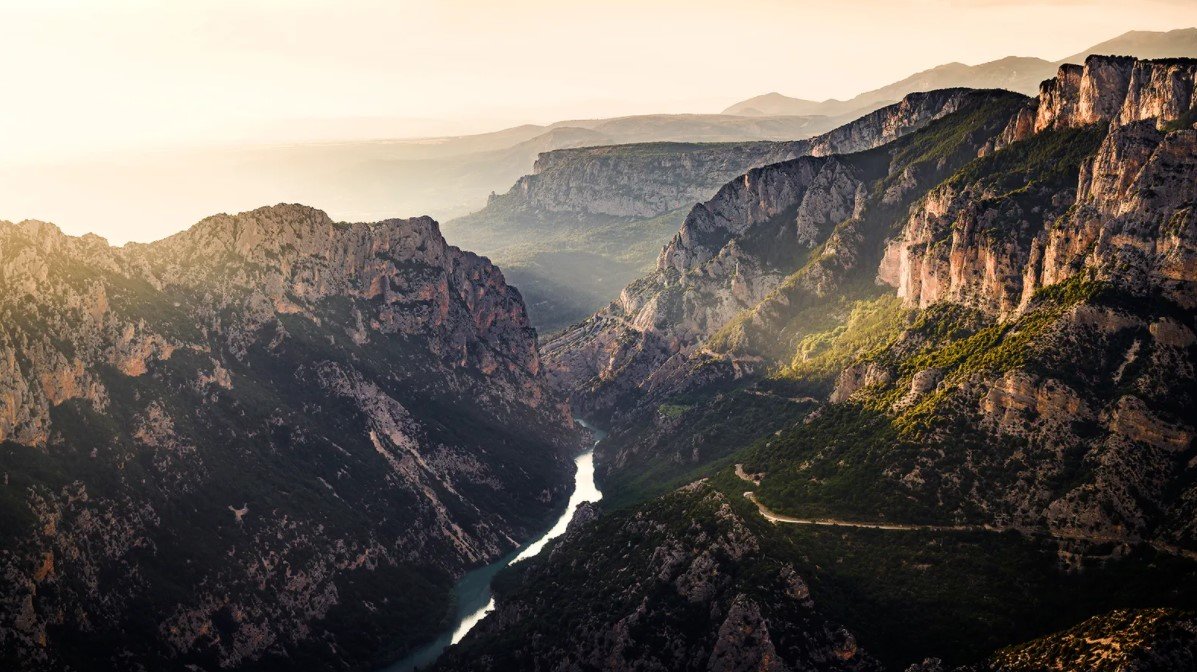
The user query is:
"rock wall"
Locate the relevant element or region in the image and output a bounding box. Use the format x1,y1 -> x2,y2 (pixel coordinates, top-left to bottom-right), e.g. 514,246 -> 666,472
543,91 -> 991,417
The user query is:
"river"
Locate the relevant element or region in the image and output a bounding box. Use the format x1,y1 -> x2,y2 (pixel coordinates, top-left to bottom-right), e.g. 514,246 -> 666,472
385,419 -> 605,671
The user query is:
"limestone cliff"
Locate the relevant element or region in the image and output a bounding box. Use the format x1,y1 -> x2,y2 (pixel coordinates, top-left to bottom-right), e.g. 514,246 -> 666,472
994,55 -> 1196,148
471,89 -> 972,225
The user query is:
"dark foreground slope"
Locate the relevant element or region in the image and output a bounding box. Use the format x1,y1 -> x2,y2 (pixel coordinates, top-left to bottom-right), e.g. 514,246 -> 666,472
438,475 -> 1197,671
0,205 -> 579,670
437,482 -> 882,672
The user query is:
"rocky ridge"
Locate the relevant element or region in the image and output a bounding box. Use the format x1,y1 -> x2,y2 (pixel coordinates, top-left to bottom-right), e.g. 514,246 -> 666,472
442,91 -> 973,332
471,89 -> 971,225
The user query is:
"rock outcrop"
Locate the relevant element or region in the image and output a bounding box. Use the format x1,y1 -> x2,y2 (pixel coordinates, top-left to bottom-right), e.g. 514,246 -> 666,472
908,608 -> 1197,672
996,55 -> 1196,147
0,205 -> 578,670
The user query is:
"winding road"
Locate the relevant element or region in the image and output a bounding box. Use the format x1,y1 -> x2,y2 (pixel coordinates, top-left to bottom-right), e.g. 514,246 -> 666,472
736,465 -> 1197,562
743,491 -> 986,532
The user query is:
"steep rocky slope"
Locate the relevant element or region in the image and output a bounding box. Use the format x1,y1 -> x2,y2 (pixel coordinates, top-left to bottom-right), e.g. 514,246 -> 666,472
0,205 -> 579,670
735,56 -> 1197,555
446,89 -> 972,332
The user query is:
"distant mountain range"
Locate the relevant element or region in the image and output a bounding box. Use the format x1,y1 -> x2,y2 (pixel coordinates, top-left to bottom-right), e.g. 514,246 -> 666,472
6,29 -> 1192,248
722,28 -> 1197,117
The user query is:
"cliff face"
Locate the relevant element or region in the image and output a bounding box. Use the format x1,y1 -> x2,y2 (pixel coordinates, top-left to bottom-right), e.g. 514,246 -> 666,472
1043,123 -> 1197,307
0,205 -> 577,670
438,90 -> 974,335
491,142 -> 811,221
542,154 -> 863,418
888,57 -> 1197,318
996,56 -> 1196,147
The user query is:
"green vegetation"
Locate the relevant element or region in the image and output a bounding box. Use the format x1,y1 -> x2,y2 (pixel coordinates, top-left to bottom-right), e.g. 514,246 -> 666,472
882,278 -> 1109,381
600,388 -> 809,509
743,276 -> 1133,523
884,92 -> 1030,180
656,403 -> 690,418
781,294 -> 912,388
1160,108 -> 1197,133
947,124 -> 1108,198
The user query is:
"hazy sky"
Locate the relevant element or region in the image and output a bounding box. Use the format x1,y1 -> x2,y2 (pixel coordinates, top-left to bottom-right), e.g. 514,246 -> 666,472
2,0 -> 1194,162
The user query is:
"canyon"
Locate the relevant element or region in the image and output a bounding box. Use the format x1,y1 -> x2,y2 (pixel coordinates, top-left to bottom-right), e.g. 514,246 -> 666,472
2,26 -> 1197,672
